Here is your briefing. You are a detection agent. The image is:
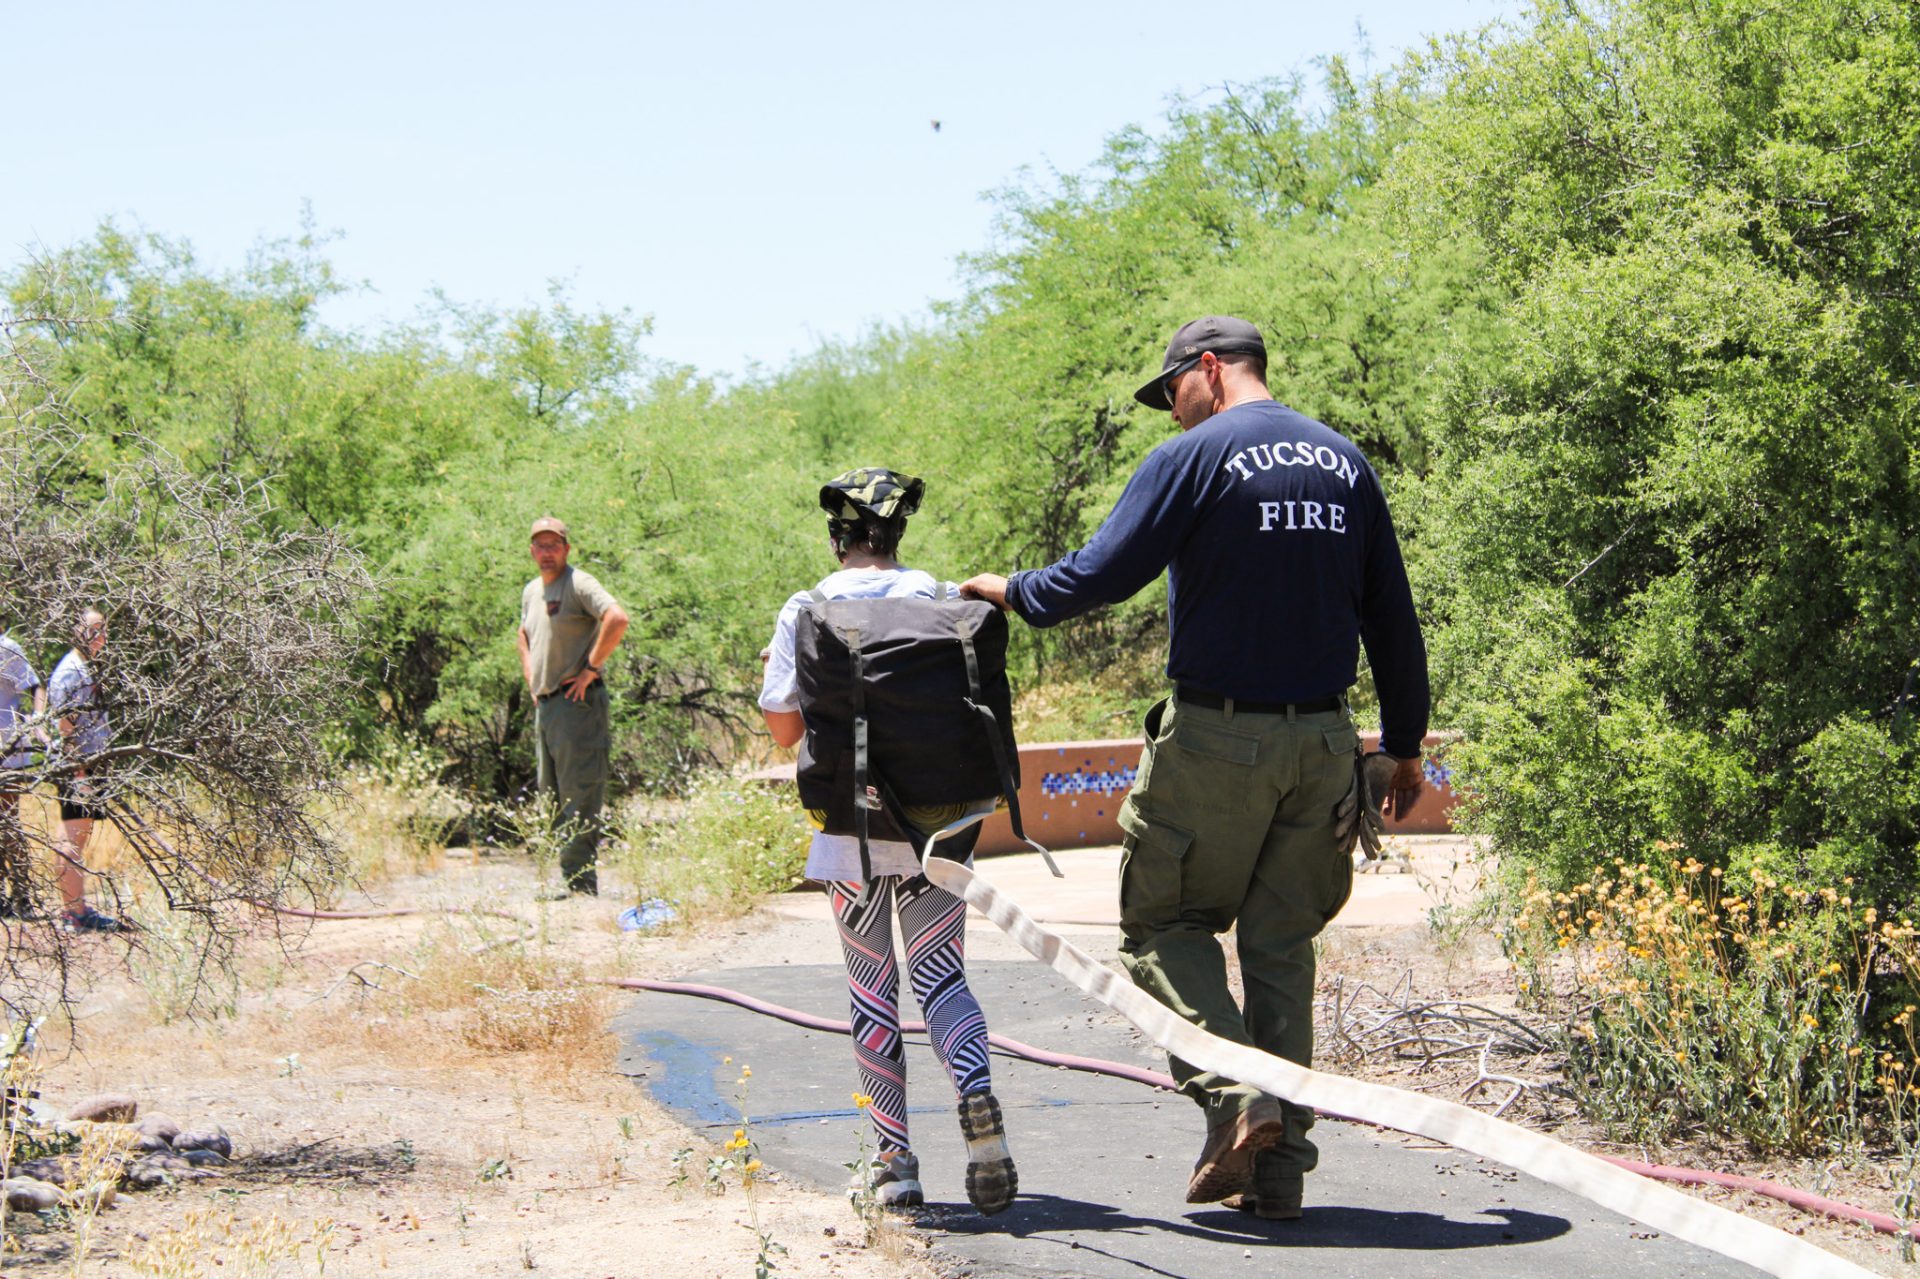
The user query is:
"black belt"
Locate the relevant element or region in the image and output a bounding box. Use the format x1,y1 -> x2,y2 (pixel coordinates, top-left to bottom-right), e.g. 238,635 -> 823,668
1175,684 -> 1342,715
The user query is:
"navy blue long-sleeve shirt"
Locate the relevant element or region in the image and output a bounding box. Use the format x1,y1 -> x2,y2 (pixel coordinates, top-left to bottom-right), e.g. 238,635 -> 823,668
1005,399 -> 1431,758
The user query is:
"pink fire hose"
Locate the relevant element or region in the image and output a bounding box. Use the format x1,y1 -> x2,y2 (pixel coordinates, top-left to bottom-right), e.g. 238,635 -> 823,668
253,897 -> 1918,1250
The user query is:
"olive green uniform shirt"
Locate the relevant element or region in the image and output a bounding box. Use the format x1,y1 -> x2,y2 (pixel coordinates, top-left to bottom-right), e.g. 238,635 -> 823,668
521,567 -> 619,698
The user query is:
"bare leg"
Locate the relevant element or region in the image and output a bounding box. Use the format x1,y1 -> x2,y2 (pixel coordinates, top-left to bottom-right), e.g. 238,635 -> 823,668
0,792 -> 24,909
55,816 -> 91,917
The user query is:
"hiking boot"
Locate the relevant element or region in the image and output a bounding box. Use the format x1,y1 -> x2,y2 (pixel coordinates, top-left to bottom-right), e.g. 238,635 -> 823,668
1227,1150 -> 1304,1220
869,1149 -> 923,1208
534,883 -> 596,901
61,907 -> 124,934
1187,1098 -> 1287,1203
957,1091 -> 1017,1216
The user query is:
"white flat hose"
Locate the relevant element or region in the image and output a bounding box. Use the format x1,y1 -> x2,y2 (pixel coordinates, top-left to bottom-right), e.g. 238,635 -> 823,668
914,817 -> 1868,1279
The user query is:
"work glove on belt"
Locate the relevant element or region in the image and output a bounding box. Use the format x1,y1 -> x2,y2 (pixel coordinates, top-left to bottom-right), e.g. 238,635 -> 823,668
1333,752 -> 1399,864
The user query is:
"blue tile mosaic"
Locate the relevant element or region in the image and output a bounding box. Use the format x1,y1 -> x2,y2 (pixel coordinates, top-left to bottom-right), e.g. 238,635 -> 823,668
1039,765 -> 1138,799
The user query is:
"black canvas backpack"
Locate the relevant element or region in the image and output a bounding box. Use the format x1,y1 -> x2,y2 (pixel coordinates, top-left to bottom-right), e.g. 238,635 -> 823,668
794,587 -> 1040,881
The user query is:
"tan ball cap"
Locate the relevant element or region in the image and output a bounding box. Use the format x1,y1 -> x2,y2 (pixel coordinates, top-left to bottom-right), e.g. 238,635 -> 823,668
530,516 -> 570,542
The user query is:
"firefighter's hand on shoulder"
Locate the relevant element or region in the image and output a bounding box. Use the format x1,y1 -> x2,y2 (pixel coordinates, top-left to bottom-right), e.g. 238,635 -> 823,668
959,574 -> 1010,610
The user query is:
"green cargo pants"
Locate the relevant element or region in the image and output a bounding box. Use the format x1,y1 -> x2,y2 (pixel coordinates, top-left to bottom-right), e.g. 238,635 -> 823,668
534,683 -> 609,893
1117,694 -> 1357,1176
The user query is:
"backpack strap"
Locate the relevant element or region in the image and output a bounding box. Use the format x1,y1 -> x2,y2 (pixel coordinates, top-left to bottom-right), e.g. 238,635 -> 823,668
846,623 -> 876,886
954,625 -> 1062,879
808,588 -> 876,887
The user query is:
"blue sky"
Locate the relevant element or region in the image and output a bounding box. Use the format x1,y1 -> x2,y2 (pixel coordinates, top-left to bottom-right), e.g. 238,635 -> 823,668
6,1 -> 1518,377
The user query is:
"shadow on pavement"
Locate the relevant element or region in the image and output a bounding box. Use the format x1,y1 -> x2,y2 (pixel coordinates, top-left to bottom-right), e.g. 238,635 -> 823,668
1188,1203 -> 1573,1249
933,1194 -> 1570,1253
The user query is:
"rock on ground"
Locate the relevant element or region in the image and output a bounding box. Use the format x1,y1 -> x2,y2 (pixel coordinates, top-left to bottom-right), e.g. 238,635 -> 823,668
3,1177 -> 63,1211
65,1093 -> 138,1123
15,1156 -> 78,1187
170,1127 -> 232,1158
123,1155 -> 221,1189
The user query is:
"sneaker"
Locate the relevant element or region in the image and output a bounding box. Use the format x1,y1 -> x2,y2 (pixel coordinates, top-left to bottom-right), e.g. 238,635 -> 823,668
1187,1098 -> 1287,1204
61,907 -> 124,934
869,1150 -> 923,1208
957,1091 -> 1017,1216
1227,1150 -> 1304,1220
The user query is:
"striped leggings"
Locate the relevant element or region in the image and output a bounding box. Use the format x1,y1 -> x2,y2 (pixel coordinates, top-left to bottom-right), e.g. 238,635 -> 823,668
830,875 -> 993,1153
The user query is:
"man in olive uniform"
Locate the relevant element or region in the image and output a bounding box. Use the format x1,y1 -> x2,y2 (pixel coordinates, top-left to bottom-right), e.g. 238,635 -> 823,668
517,516 -> 629,897
961,317 -> 1429,1218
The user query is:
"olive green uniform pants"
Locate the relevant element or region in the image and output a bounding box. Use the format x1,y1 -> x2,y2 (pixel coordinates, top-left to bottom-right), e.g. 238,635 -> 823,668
1117,695 -> 1357,1176
534,684 -> 610,893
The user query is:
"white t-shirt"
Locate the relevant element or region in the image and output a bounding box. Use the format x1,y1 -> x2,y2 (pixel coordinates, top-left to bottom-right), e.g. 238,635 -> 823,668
759,566 -> 946,883
0,635 -> 40,771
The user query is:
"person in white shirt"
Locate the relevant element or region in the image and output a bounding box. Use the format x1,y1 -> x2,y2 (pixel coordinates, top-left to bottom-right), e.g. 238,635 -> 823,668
47,610 -> 122,932
0,630 -> 47,918
758,468 -> 1016,1217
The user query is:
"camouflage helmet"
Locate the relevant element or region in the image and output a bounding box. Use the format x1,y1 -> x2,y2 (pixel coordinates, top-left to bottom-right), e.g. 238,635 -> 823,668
818,467 -> 925,522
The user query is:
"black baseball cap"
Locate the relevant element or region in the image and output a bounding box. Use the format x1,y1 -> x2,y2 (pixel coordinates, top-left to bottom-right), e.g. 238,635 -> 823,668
1133,316 -> 1268,410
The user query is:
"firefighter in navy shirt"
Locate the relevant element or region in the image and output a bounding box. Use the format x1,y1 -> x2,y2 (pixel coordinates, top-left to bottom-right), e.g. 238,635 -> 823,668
961,316 -> 1430,1220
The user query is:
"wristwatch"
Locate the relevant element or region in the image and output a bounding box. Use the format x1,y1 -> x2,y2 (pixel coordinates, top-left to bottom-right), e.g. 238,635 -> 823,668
585,663 -> 603,676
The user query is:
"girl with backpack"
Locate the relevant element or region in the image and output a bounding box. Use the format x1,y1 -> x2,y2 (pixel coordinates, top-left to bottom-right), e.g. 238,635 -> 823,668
757,467 -> 1017,1216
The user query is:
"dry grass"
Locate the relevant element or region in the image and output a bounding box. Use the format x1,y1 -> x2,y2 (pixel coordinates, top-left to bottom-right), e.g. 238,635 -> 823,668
396,926 -> 616,1063
123,1209 -> 337,1279
11,788 -> 136,877
608,773 -> 811,926
0,774 -> 935,1276
4,769 -> 432,913
1011,642 -> 1165,742
318,749 -> 473,894
4,847 -> 936,1279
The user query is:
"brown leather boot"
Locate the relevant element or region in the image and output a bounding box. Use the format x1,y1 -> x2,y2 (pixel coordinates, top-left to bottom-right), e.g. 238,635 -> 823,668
1227,1150 -> 1304,1219
1186,1098 -> 1287,1203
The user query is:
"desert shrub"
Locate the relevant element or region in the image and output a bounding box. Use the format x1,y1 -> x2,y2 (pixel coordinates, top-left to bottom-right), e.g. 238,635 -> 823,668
322,741 -> 475,890
462,982 -> 608,1057
1510,856 -> 1920,1154
0,300 -> 371,1020
609,773 -> 810,922
124,892 -> 241,1025
400,930 -> 612,1062
1396,0 -> 1920,902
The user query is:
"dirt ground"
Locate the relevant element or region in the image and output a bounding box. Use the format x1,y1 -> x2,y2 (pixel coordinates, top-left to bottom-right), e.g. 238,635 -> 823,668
7,838 -> 1915,1277
5,850 -> 938,1279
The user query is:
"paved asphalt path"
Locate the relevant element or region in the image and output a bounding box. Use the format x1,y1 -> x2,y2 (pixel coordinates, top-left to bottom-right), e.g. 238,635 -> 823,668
616,961 -> 1764,1279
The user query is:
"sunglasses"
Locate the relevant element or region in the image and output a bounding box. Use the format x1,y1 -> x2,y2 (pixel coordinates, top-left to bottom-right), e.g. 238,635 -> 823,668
1159,354 -> 1204,403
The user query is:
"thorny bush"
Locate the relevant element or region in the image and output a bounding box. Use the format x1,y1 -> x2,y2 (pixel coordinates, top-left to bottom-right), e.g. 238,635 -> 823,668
0,304 -> 371,1021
